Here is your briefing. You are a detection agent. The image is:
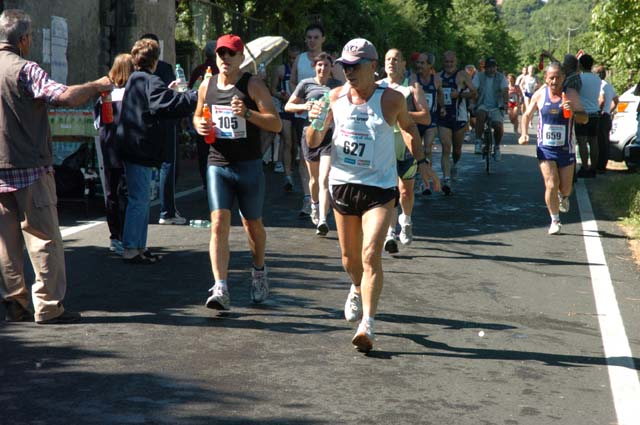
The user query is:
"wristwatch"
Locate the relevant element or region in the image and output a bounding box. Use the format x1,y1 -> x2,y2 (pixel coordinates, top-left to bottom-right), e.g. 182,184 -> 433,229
416,157 -> 430,166
244,109 -> 253,119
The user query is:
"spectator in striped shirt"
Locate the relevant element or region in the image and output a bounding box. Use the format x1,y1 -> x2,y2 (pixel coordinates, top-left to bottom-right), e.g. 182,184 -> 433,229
0,9 -> 112,324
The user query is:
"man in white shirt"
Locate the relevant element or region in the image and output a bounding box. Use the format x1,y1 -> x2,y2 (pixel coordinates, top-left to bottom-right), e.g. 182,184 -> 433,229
473,57 -> 508,160
595,65 -> 618,173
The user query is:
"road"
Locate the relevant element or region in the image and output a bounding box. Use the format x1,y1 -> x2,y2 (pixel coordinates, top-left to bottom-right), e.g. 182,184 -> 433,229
1,124 -> 639,425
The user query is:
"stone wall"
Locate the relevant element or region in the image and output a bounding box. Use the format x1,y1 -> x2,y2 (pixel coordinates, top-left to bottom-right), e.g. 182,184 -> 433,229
2,0 -> 175,84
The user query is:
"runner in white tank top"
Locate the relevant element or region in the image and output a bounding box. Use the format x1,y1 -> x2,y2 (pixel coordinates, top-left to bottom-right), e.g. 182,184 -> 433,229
306,39 -> 440,354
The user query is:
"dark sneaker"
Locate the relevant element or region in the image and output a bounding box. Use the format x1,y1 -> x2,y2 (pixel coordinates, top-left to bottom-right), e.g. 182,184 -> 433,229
384,235 -> 399,254
442,184 -> 452,196
283,176 -> 294,192
316,221 -> 329,236
422,187 -> 432,196
36,310 -> 81,325
3,301 -> 34,322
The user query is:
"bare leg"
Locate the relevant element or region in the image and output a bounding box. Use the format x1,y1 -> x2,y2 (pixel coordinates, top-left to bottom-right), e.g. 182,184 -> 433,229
539,161 -> 560,216
209,209 -> 231,280
241,217 -> 266,268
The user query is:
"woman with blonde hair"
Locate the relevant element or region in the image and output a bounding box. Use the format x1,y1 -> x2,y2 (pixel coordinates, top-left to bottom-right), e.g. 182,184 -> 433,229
94,53 -> 134,255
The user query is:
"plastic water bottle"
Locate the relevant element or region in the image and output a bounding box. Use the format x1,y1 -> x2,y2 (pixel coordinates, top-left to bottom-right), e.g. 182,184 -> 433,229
204,66 -> 213,81
562,93 -> 571,119
311,91 -> 330,131
189,219 -> 211,228
175,64 -> 187,92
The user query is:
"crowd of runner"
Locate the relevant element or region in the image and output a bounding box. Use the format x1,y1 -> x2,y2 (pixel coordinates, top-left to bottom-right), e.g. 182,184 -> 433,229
0,10 -> 620,352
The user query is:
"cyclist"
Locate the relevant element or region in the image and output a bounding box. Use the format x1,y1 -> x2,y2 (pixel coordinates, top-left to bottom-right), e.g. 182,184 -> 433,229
473,57 -> 508,160
518,62 -> 587,235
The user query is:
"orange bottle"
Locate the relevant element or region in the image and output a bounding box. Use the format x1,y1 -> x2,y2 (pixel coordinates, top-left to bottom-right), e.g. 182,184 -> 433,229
202,104 -> 216,144
538,54 -> 544,71
561,93 -> 571,119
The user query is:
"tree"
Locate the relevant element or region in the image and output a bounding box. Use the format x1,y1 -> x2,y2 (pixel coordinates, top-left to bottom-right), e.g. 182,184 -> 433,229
591,0 -> 640,91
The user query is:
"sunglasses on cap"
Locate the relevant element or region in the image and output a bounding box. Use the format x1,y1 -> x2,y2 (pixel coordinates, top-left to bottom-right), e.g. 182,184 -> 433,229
341,60 -> 370,73
217,48 -> 238,57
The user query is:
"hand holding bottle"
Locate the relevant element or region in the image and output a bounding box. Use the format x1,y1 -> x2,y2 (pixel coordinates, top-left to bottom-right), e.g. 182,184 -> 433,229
561,93 -> 572,119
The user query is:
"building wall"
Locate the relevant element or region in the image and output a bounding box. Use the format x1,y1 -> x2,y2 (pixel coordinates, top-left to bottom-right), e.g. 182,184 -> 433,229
3,0 -> 176,84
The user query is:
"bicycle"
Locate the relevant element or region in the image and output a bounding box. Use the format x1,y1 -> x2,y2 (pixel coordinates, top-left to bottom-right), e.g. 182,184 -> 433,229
480,107 -> 503,174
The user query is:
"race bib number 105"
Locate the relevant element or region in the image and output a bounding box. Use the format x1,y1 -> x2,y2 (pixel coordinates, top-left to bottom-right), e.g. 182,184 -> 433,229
212,105 -> 247,139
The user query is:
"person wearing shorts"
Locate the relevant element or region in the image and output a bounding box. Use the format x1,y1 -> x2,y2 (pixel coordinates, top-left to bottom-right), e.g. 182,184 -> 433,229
413,52 -> 441,195
306,39 -> 440,353
437,51 -> 476,195
519,62 -> 587,235
285,52 -> 342,235
193,34 -> 282,311
472,57 -> 508,160
378,48 -> 430,253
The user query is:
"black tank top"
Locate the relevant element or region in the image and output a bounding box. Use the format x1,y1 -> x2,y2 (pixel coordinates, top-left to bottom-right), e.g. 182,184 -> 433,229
205,72 -> 261,166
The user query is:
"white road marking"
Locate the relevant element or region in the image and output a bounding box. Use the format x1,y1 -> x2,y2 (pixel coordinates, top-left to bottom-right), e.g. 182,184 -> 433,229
60,185 -> 203,239
575,180 -> 640,425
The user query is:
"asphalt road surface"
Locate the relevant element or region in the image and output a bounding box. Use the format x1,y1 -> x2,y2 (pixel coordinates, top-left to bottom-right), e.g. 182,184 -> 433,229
2,124 -> 639,425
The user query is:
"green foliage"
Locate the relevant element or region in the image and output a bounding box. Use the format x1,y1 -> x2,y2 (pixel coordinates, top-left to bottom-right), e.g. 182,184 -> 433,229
592,0 -> 640,92
591,173 -> 640,238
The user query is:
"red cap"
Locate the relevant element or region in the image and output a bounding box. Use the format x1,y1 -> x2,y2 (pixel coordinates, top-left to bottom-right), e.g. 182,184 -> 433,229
410,52 -> 420,62
216,34 -> 244,54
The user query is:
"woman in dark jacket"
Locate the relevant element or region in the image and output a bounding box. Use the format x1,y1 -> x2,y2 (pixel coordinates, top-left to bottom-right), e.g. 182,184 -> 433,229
94,53 -> 133,255
116,38 -> 197,263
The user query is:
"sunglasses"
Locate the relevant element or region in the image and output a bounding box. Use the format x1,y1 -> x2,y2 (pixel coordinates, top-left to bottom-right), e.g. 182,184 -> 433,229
342,60 -> 370,73
217,48 -> 238,57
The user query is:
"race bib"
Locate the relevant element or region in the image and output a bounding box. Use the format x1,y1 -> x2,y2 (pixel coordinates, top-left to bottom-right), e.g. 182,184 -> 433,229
443,88 -> 452,106
335,117 -> 375,168
542,123 -> 566,147
425,92 -> 434,109
509,93 -> 518,103
212,105 -> 247,139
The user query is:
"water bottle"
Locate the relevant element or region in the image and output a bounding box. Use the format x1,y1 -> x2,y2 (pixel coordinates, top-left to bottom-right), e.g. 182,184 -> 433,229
189,219 -> 211,228
175,64 -> 187,92
562,93 -> 571,119
311,91 -> 330,131
204,66 -> 213,81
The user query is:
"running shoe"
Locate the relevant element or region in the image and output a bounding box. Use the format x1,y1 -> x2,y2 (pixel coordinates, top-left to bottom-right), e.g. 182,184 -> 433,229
352,320 -> 375,353
384,234 -> 399,254
548,220 -> 562,235
442,178 -> 452,196
451,163 -> 458,181
206,284 -> 230,310
344,286 -> 362,322
559,194 -> 570,213
274,162 -> 285,173
310,202 -> 320,225
158,213 -> 187,225
398,214 -> 413,245
251,266 -> 269,303
109,239 -> 124,256
474,140 -> 482,154
316,221 -> 329,236
284,175 -> 294,192
299,196 -> 311,217
493,146 -> 502,162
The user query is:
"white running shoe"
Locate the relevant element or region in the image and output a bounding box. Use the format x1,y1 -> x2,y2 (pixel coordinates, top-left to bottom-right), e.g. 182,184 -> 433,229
559,195 -> 570,213
316,221 -> 329,236
398,214 -> 413,245
310,202 -> 319,225
158,212 -> 187,225
352,320 -> 375,352
344,286 -> 363,322
251,266 -> 269,303
299,196 -> 311,217
206,284 -> 230,310
548,220 -> 562,235
274,162 -> 285,173
474,140 -> 482,154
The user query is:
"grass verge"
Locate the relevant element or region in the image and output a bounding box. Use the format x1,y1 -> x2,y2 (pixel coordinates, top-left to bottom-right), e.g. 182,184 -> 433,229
590,172 -> 640,263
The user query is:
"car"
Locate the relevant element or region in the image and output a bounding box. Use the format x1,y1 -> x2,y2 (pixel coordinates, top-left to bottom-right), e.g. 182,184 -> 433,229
609,86 -> 640,170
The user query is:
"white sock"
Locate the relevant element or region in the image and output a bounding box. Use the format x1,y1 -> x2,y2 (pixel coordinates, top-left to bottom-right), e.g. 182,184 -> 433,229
399,213 -> 411,226
362,316 -> 375,328
215,280 -> 227,290
550,214 -> 560,223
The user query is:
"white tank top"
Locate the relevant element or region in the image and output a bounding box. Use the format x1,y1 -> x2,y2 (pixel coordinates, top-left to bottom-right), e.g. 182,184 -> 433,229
297,52 -> 316,82
329,86 -> 397,188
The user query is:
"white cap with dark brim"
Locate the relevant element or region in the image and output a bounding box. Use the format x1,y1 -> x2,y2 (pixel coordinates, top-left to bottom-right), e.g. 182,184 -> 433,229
336,38 -> 378,65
